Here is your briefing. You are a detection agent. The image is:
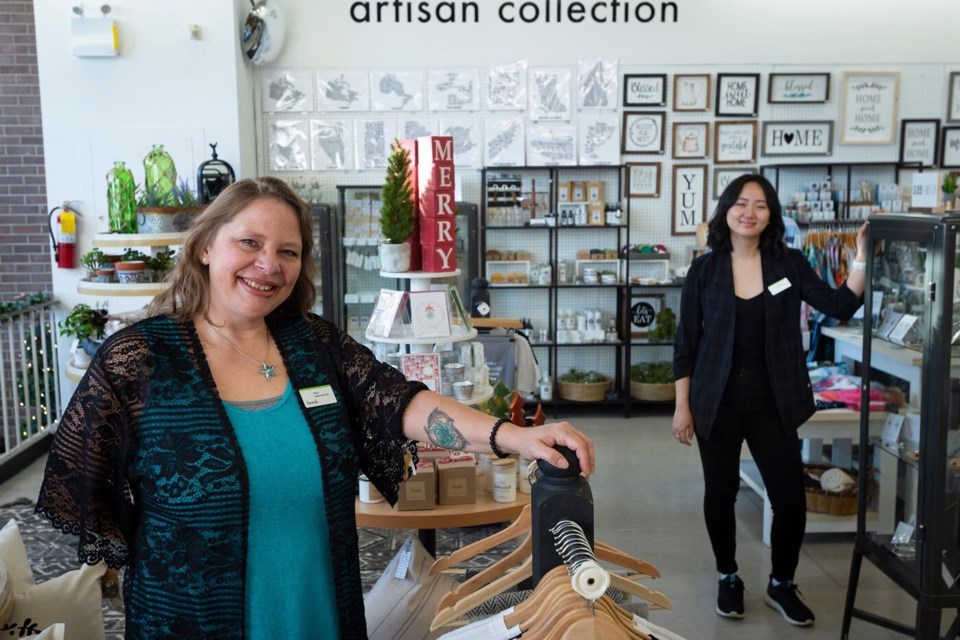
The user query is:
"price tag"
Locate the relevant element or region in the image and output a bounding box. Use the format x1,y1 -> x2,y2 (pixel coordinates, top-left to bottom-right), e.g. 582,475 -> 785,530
881,413 -> 904,445
395,538 -> 413,580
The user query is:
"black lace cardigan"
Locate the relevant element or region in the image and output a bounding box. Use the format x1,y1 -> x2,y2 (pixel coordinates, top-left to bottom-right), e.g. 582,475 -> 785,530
36,313 -> 426,639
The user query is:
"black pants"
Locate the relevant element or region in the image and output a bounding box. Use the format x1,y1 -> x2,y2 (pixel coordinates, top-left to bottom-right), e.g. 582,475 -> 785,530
696,365 -> 806,582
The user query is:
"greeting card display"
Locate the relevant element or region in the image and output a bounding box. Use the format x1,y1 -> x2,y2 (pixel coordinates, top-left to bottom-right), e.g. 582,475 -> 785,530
367,289 -> 407,338
401,353 -> 442,391
409,290 -> 452,338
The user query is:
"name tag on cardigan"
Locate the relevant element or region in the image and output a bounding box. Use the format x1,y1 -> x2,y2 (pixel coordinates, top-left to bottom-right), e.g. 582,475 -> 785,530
768,278 -> 792,296
299,385 -> 337,407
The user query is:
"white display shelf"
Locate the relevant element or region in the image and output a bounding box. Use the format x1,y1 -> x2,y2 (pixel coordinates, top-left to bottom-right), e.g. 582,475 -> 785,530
65,359 -> 87,382
77,280 -> 170,296
380,269 -> 462,280
92,232 -> 186,248
365,326 -> 477,345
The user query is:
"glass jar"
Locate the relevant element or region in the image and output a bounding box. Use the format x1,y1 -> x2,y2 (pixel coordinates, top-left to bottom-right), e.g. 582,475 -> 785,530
143,144 -> 177,203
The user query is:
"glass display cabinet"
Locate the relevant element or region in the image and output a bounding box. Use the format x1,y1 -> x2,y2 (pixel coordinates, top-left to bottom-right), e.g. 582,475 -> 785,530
843,212 -> 960,639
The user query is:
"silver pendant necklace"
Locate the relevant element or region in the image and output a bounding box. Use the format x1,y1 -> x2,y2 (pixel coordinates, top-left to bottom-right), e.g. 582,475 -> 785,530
205,318 -> 277,381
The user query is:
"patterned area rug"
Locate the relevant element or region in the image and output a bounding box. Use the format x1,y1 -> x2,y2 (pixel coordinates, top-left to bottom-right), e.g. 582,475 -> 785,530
2,499 -> 511,638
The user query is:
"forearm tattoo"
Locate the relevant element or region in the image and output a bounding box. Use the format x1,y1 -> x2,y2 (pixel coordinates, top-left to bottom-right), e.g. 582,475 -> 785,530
425,407 -> 469,450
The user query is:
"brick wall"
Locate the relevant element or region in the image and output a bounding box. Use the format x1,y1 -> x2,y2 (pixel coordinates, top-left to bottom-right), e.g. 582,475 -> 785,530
0,2 -> 49,298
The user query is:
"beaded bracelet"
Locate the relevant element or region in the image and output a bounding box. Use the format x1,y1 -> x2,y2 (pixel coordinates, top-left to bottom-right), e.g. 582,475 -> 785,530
489,417 -> 511,459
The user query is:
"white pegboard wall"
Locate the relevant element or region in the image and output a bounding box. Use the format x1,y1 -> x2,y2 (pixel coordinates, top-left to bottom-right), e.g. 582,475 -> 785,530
255,62 -> 958,274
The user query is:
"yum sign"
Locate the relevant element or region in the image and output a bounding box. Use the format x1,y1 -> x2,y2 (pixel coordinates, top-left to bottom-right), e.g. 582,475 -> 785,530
762,121 -> 833,157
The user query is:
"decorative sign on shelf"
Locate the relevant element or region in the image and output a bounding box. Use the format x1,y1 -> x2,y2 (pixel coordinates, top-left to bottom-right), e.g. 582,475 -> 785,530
840,71 -> 900,144
671,164 -> 707,236
762,121 -> 833,157
899,119 -> 940,168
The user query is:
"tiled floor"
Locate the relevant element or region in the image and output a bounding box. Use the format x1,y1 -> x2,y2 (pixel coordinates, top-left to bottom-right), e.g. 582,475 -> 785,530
4,413 -> 945,638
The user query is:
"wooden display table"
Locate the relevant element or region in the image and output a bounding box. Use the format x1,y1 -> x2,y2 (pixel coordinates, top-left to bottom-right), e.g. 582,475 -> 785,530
356,490 -> 530,556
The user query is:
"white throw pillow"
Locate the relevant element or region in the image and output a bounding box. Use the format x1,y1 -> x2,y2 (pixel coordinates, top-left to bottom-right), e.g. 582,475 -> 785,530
364,534 -> 457,640
0,519 -> 106,640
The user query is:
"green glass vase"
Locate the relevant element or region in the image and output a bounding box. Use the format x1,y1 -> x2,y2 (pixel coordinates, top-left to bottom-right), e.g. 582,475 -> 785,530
106,161 -> 137,233
143,144 -> 177,205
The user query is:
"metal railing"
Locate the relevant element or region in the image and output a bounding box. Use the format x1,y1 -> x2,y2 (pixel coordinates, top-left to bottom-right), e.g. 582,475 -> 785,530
0,299 -> 60,462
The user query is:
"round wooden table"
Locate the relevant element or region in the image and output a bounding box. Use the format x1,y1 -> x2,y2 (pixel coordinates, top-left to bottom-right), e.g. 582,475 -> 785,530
356,491 -> 530,556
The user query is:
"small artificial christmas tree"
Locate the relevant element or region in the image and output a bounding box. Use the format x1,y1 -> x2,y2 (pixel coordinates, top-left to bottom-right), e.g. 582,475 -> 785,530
380,139 -> 415,244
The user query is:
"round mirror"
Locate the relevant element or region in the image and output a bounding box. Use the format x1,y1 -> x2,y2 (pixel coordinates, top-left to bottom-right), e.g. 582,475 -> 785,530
240,0 -> 286,66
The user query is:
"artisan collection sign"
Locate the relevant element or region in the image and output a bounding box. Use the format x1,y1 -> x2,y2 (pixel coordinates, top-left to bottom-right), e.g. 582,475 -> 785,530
349,0 -> 680,24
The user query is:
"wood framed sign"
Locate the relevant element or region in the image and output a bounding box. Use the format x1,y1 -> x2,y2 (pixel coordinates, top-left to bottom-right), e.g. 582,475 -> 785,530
671,122 -> 709,159
950,72 -> 960,124
715,73 -> 760,117
762,121 -> 833,156
626,162 -> 661,197
840,71 -> 900,144
767,73 -> 830,104
714,121 -> 757,164
623,74 -> 667,107
942,126 -> 960,169
672,164 -> 707,236
713,167 -> 757,200
621,111 -> 665,154
673,74 -> 710,112
899,119 -> 940,168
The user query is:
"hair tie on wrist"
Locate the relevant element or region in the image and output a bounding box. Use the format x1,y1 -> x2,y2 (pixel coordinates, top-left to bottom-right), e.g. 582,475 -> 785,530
489,417 -> 511,459
851,260 -> 866,271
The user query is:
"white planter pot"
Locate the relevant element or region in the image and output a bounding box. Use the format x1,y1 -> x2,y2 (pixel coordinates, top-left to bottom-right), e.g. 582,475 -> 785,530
378,242 -> 411,273
72,347 -> 92,368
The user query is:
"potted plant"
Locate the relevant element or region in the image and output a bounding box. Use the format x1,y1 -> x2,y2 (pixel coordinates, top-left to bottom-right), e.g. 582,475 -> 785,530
557,368 -> 612,402
630,361 -> 676,402
647,306 -> 677,343
378,139 -> 415,273
79,248 -> 107,279
59,303 -> 109,367
145,248 -> 177,282
943,172 -> 957,209
116,248 -> 148,284
137,178 -> 205,234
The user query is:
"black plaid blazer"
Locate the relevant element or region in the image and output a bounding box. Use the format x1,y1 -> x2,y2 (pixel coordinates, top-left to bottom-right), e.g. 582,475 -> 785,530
674,247 -> 862,440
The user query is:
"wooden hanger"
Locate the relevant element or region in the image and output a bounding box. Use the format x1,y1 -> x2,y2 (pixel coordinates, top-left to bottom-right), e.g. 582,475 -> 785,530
430,555 -> 533,630
595,540 -> 660,579
429,504 -> 531,575
608,573 -> 672,610
435,534 -> 531,610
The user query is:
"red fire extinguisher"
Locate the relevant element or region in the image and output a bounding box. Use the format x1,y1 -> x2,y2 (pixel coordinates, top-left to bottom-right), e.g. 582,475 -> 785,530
48,203 -> 79,269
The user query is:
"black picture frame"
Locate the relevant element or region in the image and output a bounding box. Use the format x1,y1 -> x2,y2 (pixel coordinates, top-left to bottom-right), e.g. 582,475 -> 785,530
942,126 -> 960,169
767,73 -> 830,104
898,119 -> 940,168
621,111 -> 665,155
623,74 -> 667,107
715,73 -> 760,117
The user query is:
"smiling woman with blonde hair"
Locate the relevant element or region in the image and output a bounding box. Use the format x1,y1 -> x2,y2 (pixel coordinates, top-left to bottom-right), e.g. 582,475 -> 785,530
37,176 -> 595,639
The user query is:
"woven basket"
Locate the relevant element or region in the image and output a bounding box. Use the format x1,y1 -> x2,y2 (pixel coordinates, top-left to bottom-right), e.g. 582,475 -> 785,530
558,380 -> 612,402
630,381 -> 675,402
803,465 -> 861,516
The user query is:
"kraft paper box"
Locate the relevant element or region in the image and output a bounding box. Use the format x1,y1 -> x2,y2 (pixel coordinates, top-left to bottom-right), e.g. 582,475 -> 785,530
397,460 -> 436,511
588,203 -> 605,226
416,443 -> 449,463
586,180 -> 604,203
571,181 -> 586,202
437,454 -> 477,505
557,182 -> 571,202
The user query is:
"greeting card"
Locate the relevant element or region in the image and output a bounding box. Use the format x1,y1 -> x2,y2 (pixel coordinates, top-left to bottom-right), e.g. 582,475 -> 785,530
410,290 -> 451,338
367,289 -> 407,338
401,353 -> 442,391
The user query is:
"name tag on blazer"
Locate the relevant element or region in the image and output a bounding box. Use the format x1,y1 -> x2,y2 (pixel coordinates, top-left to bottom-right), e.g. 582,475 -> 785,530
768,277 -> 792,296
299,385 -> 338,407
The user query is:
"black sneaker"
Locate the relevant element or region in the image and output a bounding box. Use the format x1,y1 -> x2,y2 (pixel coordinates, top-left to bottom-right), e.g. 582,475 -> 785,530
764,580 -> 815,626
716,575 -> 744,619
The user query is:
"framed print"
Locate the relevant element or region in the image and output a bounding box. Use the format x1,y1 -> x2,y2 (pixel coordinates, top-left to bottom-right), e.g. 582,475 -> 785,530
671,122 -> 708,159
949,72 -> 960,123
623,74 -> 667,107
621,111 -> 665,154
713,167 -> 758,200
673,74 -> 710,112
762,121 -> 833,156
715,73 -> 760,117
840,71 -> 900,144
626,162 -> 661,198
767,73 -> 830,104
899,119 -> 940,168
625,293 -> 664,338
942,127 -> 960,168
714,121 -> 757,164
672,164 -> 707,236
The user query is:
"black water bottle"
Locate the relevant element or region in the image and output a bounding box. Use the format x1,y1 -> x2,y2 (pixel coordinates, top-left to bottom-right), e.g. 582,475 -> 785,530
531,445 -> 594,587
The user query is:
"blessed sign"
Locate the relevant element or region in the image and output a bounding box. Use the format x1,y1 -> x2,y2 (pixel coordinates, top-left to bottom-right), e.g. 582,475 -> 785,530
762,121 -> 833,156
